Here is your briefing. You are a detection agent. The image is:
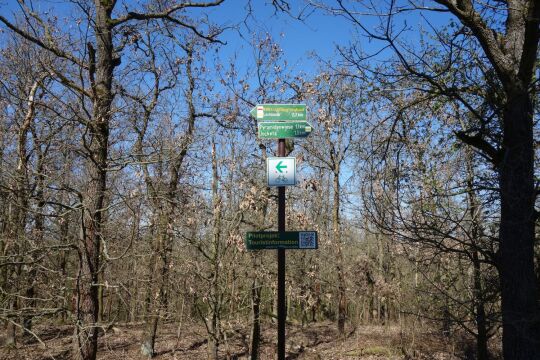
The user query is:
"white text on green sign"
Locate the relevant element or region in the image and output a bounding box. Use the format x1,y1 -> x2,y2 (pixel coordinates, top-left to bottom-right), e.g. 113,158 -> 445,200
250,104 -> 306,121
267,157 -> 296,187
258,121 -> 312,139
245,231 -> 318,250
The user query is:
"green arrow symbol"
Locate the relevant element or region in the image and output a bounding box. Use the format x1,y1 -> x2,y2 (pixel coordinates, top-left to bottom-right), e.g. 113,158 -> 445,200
276,161 -> 287,173
250,107 -> 257,118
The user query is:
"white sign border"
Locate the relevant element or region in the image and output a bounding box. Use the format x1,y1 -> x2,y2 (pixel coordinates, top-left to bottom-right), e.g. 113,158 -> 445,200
266,157 -> 296,187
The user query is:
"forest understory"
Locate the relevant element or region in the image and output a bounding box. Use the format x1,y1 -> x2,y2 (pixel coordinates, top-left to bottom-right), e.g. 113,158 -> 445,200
0,320 -> 499,360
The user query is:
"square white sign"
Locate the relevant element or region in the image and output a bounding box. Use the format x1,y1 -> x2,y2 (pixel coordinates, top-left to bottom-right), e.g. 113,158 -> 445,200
267,157 -> 296,187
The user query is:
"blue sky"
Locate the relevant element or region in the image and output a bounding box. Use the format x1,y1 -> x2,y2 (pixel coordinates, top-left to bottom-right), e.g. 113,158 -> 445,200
0,0 -> 452,76
202,1 -> 454,77
205,0 -> 361,75
0,0 -> 360,74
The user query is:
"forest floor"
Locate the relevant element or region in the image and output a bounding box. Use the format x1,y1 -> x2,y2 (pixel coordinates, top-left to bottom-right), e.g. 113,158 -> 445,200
0,320 -> 481,359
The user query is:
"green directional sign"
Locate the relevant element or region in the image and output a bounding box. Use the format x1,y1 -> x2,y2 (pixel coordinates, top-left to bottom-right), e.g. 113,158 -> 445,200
250,104 -> 307,121
245,231 -> 318,250
258,121 -> 313,139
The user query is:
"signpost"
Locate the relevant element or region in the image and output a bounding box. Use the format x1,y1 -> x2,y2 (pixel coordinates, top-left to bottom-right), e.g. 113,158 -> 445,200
258,121 -> 312,139
277,140 -> 286,360
245,231 -> 318,250
267,157 -> 296,187
247,104 -> 314,360
250,104 -> 306,121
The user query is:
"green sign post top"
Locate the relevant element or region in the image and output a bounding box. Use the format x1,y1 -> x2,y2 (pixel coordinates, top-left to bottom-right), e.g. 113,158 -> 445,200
258,121 -> 312,139
245,231 -> 318,250
250,104 -> 307,121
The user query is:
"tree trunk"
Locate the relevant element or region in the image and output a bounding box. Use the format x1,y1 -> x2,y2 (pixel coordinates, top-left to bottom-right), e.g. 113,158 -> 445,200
17,78 -> 41,342
141,312 -> 160,357
73,2 -> 114,359
141,209 -> 174,358
473,251 -> 489,360
333,170 -> 346,335
139,43 -> 196,358
59,207 -> 69,324
499,92 -> 540,359
250,273 -> 261,360
208,140 -> 222,360
98,262 -> 104,323
250,178 -> 270,359
465,147 -> 490,360
23,137 -> 45,341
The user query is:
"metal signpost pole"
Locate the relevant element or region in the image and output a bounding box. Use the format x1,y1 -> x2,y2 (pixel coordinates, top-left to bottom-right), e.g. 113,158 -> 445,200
277,138 -> 286,360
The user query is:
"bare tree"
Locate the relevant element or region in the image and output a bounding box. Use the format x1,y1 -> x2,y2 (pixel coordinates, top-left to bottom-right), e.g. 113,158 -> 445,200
320,0 -> 540,357
0,2 -> 224,359
303,70 -> 365,334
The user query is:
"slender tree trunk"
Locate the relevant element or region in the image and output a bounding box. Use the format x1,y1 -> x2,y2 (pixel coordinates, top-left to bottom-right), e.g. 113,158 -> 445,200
97,262 -> 104,323
249,198 -> 268,359
208,141 -> 221,360
16,79 -> 41,342
250,271 -> 261,360
139,44 -> 196,358
23,134 -> 45,341
472,251 -> 489,360
141,203 -> 177,358
499,92 -> 540,359
73,3 -> 114,359
59,208 -> 69,324
333,170 -> 346,335
248,142 -> 270,360
377,234 -> 385,324
143,228 -> 157,320
141,309 -> 160,357
465,148 -> 489,360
